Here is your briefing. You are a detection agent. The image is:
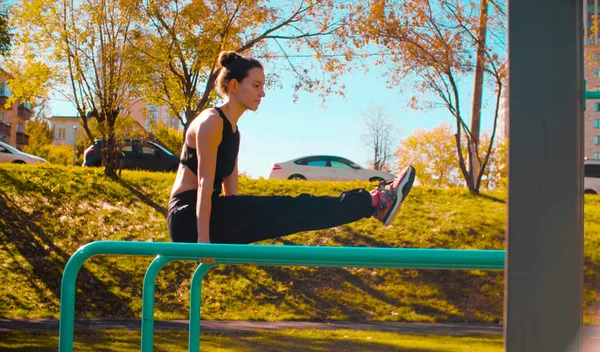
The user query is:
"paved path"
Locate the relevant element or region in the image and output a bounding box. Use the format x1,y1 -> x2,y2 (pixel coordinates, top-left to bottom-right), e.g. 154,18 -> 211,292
4,320 -> 600,350
5,319 -> 600,339
0,318 -> 503,336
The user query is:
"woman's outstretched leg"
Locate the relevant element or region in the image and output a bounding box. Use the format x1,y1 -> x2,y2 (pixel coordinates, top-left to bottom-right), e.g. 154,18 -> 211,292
209,165 -> 416,244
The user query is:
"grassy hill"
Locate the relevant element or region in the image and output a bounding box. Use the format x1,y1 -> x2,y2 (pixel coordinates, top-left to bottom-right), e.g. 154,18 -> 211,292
1,163 -> 599,324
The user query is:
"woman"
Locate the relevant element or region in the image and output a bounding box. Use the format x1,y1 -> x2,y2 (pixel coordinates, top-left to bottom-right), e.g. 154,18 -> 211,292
168,51 -> 416,244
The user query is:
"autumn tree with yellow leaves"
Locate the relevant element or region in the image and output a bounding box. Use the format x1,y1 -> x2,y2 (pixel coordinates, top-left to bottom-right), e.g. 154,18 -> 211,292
351,0 -> 506,194
8,0 -> 354,177
396,122 -> 462,188
397,121 -> 507,189
128,0 -> 355,131
9,0 -> 143,177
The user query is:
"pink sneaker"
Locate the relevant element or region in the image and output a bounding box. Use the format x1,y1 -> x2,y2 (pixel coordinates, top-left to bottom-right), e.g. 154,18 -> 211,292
371,165 -> 416,225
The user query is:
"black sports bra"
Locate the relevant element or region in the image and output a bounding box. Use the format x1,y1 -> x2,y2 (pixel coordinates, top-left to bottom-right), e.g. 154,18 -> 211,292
180,107 -> 240,196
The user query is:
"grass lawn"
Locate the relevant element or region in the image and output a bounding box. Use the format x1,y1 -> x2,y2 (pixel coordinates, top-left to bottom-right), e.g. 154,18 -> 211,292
1,163 -> 600,325
0,329 -> 503,352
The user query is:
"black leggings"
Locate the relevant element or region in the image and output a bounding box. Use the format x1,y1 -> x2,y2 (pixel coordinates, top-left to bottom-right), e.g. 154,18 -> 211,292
167,189 -> 374,244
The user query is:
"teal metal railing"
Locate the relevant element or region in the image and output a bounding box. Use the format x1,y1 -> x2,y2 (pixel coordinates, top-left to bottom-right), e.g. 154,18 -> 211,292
58,241 -> 505,351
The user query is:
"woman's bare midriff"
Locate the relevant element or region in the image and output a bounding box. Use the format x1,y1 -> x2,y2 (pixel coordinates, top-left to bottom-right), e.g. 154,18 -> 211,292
170,129 -> 200,198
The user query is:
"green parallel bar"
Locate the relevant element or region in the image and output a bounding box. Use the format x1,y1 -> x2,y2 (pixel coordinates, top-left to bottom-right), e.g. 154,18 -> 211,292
141,256 -> 186,352
584,80 -> 600,109
189,264 -> 214,352
585,90 -> 600,99
59,241 -> 506,351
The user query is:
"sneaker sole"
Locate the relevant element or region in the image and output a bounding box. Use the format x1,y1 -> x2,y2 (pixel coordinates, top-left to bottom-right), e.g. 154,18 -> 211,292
383,166 -> 416,226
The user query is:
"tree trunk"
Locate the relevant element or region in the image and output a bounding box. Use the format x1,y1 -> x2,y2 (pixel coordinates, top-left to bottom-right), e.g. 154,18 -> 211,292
182,108 -> 196,141
103,110 -> 119,179
468,0 -> 489,192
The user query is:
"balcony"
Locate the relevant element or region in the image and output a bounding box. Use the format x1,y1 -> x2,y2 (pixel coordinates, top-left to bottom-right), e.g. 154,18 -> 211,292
16,131 -> 29,145
18,104 -> 31,119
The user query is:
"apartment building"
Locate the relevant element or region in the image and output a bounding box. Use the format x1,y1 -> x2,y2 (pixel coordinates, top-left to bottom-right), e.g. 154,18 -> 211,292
585,0 -> 600,159
129,100 -> 181,132
0,72 -> 32,151
47,116 -> 83,147
49,100 -> 181,146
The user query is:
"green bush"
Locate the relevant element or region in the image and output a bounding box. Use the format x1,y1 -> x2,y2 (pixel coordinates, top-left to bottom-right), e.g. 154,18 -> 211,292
26,144 -> 76,165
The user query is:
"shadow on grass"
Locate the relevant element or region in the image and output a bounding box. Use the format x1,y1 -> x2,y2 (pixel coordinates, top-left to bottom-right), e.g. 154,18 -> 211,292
243,226 -> 502,323
231,265 -> 377,321
116,178 -> 167,217
584,259 -> 600,323
401,269 -> 504,323
332,225 -> 393,248
0,169 -> 135,319
477,193 -> 506,204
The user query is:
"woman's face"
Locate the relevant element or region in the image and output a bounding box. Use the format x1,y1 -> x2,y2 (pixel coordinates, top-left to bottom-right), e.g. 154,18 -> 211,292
234,67 -> 266,111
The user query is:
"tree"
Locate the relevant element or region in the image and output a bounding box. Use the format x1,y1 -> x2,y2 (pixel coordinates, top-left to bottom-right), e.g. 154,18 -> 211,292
129,0 -> 355,132
396,122 -> 462,188
149,120 -> 183,155
479,135 -> 507,190
0,6 -> 12,56
359,106 -> 398,171
10,0 -> 142,178
23,117 -> 53,156
351,0 -> 506,194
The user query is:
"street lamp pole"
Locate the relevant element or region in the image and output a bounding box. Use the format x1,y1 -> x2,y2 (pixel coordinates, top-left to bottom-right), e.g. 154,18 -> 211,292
73,126 -> 77,165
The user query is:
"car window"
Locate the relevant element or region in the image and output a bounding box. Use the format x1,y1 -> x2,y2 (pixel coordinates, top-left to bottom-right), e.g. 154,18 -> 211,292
151,142 -> 173,155
306,160 -> 327,167
141,145 -> 155,155
294,158 -> 308,165
122,145 -> 133,152
331,161 -> 352,168
350,162 -> 361,169
0,142 -> 20,154
585,164 -> 600,178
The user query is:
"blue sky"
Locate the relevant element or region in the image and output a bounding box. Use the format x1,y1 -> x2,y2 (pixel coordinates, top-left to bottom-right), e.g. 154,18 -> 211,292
49,57 -> 499,179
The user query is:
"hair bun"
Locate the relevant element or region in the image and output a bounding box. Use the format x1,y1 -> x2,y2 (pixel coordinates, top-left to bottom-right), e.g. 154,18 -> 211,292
218,51 -> 239,68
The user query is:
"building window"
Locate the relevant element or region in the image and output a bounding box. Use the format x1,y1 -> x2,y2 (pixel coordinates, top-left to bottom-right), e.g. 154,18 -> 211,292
595,70 -> 600,78
596,119 -> 600,128
0,112 -> 4,121
148,106 -> 158,119
0,82 -> 12,97
57,128 -> 66,139
589,5 -> 596,13
17,123 -> 24,133
595,152 -> 600,160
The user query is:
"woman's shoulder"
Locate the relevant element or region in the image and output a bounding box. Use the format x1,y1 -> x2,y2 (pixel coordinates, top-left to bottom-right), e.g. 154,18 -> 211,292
190,108 -> 223,131
188,108 -> 223,140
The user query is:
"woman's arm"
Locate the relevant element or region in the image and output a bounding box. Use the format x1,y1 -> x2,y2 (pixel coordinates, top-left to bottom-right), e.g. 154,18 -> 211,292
223,131 -> 239,196
223,159 -> 238,196
195,113 -> 223,243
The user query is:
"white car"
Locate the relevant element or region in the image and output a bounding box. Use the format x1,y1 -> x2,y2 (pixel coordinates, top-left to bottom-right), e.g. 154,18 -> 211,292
585,159 -> 600,194
0,140 -> 48,164
269,155 -> 395,182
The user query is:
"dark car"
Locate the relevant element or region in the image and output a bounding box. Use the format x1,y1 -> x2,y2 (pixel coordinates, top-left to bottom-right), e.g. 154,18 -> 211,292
83,139 -> 180,172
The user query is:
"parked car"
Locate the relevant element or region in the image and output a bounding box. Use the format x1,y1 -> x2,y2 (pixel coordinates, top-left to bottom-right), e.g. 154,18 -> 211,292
269,155 -> 395,182
585,159 -> 600,194
0,140 -> 48,164
83,139 -> 180,172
